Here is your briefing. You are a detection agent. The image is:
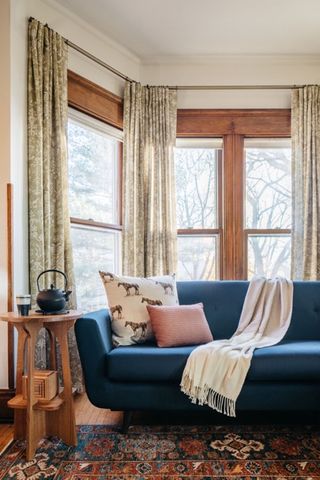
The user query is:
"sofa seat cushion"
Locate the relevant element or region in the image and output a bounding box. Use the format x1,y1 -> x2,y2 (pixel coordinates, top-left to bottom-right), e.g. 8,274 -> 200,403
107,344 -> 197,382
248,341 -> 320,381
107,341 -> 320,383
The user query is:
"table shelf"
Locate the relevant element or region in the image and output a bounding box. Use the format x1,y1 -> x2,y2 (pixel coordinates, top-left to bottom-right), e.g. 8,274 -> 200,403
35,395 -> 64,411
8,394 -> 27,409
8,394 -> 64,411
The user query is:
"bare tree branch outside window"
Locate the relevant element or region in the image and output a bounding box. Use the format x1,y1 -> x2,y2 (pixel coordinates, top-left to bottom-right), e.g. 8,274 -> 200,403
246,147 -> 291,279
68,118 -> 121,312
175,147 -> 219,280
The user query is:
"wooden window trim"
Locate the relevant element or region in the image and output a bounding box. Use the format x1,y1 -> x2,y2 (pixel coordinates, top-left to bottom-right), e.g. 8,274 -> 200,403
68,70 -> 123,130
177,108 -> 291,280
245,229 -> 291,235
178,229 -> 220,235
177,108 -> 291,138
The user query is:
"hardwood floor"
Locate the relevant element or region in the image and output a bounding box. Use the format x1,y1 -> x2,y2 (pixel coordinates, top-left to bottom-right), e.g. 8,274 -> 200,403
0,393 -> 123,455
0,394 -> 317,455
74,393 -> 122,425
0,424 -> 14,455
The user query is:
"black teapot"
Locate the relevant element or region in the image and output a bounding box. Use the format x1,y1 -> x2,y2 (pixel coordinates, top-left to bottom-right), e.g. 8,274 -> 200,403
36,269 -> 72,314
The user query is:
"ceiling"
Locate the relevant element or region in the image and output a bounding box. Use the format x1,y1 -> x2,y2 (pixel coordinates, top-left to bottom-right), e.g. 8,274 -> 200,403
55,0 -> 320,59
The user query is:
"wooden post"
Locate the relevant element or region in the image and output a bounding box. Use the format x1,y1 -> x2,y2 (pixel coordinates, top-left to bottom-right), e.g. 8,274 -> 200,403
7,183 -> 14,390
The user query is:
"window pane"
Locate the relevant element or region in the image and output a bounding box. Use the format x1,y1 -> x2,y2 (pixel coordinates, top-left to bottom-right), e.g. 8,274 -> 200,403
71,225 -> 120,312
245,147 -> 291,229
177,235 -> 218,280
68,119 -> 118,224
248,235 -> 291,279
174,147 -> 219,228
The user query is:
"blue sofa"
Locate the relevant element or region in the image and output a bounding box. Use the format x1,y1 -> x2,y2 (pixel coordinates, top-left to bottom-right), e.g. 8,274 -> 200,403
75,281 -> 320,426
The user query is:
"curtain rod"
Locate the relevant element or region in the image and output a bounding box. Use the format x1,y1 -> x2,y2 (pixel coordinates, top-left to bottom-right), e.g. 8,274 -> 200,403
29,16 -> 304,91
65,39 -> 134,82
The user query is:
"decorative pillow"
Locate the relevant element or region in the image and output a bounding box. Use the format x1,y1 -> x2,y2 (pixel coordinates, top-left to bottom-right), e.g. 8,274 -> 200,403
99,272 -> 179,346
147,303 -> 213,348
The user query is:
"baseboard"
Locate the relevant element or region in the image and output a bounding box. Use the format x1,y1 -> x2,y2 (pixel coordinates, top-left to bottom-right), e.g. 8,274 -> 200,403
0,389 -> 15,423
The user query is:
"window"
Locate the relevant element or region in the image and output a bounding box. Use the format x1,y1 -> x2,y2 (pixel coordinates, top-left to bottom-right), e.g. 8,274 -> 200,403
68,109 -> 122,312
245,139 -> 291,278
174,139 -> 222,280
67,106 -> 292,301
176,108 -> 292,280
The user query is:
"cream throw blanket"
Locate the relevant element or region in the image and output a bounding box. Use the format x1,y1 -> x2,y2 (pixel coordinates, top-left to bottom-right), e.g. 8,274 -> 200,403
180,276 -> 293,417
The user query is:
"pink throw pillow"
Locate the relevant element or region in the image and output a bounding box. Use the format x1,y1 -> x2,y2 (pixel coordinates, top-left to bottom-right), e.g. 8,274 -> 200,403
147,303 -> 213,348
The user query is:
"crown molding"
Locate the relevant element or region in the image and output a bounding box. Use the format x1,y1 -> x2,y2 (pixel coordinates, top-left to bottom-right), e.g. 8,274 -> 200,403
34,1 -> 320,75
40,0 -> 141,65
141,54 -> 320,66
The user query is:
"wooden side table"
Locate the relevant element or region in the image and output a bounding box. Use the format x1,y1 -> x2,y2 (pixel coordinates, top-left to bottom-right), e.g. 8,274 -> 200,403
0,310 -> 82,460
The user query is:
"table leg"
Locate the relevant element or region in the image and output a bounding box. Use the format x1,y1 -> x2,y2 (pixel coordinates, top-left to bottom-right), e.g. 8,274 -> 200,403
13,325 -> 28,440
46,320 -> 77,446
24,320 -> 45,461
47,329 -> 57,371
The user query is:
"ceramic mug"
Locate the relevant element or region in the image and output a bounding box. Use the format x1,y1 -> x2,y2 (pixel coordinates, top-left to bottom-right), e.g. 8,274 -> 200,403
16,294 -> 31,316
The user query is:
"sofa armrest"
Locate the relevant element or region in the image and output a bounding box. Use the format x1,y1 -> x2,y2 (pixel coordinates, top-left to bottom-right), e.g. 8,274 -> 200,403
75,309 -> 113,392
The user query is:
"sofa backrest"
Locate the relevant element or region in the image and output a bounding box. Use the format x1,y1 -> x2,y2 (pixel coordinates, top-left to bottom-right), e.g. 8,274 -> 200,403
177,280 -> 320,341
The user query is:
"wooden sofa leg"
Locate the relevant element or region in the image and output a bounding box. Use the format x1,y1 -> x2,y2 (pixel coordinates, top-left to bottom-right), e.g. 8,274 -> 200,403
121,411 -> 133,433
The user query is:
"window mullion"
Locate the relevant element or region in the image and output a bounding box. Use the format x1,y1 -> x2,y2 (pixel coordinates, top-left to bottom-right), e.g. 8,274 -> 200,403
222,134 -> 245,280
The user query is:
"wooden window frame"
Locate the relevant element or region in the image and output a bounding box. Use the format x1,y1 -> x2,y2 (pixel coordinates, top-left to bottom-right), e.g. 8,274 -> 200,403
176,149 -> 223,279
243,139 -> 291,278
177,109 -> 291,280
68,71 -> 123,235
68,70 -> 123,129
68,139 -> 123,233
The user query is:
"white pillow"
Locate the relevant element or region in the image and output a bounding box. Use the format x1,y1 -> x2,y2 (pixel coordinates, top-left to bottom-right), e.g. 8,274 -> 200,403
99,272 -> 179,346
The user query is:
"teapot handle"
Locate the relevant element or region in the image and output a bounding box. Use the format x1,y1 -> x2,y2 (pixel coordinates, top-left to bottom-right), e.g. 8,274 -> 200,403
37,269 -> 68,292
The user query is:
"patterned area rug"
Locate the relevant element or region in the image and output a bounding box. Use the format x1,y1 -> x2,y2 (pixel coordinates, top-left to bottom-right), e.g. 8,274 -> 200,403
1,424 -> 320,479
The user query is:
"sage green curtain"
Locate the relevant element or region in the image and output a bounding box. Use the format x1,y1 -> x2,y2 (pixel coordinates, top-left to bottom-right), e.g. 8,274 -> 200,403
291,85 -> 320,279
122,82 -> 177,276
28,19 -> 83,392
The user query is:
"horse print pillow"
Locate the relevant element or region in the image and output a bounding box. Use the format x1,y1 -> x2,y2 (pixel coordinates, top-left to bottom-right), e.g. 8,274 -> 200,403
99,272 -> 179,346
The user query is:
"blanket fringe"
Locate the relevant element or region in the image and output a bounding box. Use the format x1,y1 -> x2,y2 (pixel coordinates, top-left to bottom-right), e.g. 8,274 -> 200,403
181,374 -> 236,417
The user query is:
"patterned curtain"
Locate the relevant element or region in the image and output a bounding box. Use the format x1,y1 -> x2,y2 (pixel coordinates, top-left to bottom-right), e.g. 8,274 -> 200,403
291,86 -> 320,279
122,82 -> 177,276
28,19 -> 83,392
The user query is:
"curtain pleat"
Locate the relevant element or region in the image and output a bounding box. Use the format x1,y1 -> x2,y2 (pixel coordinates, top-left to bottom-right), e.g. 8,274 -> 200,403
27,19 -> 84,392
122,82 -> 177,277
291,85 -> 320,279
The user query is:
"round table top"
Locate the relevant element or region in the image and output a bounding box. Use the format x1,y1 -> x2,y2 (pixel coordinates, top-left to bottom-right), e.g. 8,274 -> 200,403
0,310 -> 83,324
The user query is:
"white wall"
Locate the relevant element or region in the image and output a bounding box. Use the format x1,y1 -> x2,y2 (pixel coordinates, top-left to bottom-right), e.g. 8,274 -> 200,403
141,55 -> 320,108
29,0 -> 140,95
0,0 -> 11,389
